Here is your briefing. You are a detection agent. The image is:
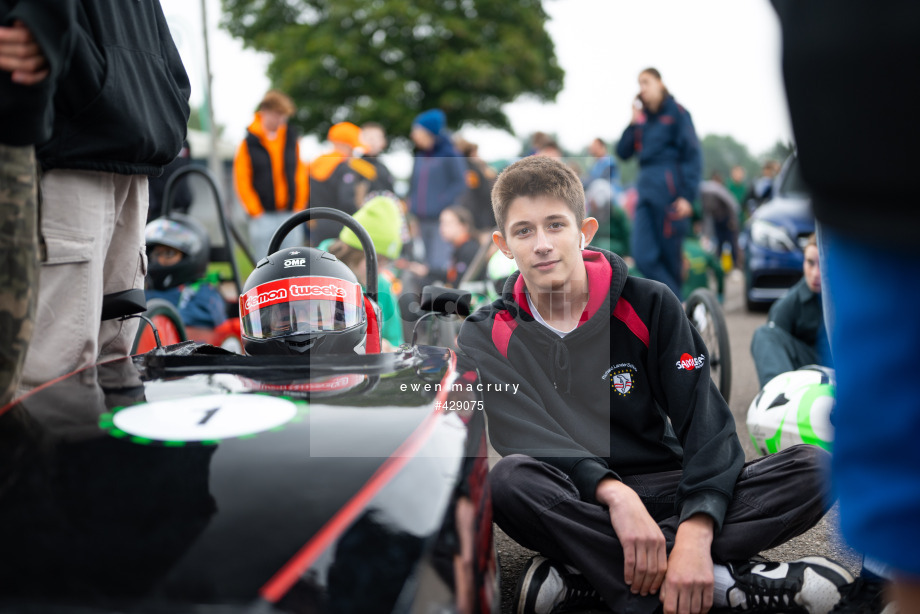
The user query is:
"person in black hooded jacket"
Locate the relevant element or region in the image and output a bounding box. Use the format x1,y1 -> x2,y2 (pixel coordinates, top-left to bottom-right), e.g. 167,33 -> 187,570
457,156 -> 853,614
17,0 -> 190,394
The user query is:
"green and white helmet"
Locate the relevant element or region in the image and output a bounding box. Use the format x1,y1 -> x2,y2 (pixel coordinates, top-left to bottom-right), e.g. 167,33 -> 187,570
746,365 -> 835,456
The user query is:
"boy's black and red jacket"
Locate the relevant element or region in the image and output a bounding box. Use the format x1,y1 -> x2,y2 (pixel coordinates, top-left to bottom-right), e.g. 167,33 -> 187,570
457,248 -> 744,531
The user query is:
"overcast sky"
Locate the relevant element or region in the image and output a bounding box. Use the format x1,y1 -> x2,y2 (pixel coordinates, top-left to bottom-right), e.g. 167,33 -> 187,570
160,0 -> 793,162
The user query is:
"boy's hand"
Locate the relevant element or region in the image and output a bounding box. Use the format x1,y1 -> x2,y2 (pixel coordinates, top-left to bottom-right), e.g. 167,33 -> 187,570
660,515 -> 715,614
0,20 -> 49,85
595,478 -> 668,597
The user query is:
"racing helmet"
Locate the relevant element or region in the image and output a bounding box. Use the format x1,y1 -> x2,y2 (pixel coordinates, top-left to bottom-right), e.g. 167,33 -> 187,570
239,246 -> 368,356
746,365 -> 835,456
145,214 -> 210,290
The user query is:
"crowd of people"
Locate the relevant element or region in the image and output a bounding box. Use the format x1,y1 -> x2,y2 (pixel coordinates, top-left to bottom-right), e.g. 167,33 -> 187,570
222,69 -> 786,351
132,72 -> 787,358
1,1 -> 917,613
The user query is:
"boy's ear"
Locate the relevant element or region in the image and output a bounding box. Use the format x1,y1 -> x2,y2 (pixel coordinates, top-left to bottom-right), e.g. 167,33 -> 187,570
581,217 -> 600,246
492,231 -> 513,259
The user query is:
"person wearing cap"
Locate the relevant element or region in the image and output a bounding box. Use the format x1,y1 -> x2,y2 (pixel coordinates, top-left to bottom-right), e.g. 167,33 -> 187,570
233,89 -> 309,259
324,193 -> 407,349
408,109 -> 468,275
308,121 -> 380,246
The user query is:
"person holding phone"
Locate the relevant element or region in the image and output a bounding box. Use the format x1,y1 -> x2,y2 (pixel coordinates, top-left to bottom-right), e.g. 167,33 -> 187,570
617,68 -> 702,301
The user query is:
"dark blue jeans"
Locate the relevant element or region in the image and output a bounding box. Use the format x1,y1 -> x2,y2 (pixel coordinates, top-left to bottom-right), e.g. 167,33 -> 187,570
490,445 -> 831,614
631,200 -> 688,301
750,323 -> 821,388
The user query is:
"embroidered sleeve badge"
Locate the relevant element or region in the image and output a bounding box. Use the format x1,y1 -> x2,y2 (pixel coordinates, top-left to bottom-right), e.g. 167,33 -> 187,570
676,353 -> 706,371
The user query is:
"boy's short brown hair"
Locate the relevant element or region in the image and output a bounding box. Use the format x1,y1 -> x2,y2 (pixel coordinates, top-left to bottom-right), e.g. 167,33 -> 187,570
491,156 -> 585,234
257,90 -> 296,117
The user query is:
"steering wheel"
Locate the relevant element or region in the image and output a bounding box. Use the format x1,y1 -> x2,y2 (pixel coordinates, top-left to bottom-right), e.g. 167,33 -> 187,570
266,207 -> 378,304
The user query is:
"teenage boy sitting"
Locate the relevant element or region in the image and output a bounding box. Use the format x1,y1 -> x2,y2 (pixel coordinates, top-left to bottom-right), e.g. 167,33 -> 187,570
457,156 -> 853,614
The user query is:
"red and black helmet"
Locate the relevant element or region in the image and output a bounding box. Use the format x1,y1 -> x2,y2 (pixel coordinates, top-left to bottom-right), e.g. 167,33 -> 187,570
239,247 -> 368,356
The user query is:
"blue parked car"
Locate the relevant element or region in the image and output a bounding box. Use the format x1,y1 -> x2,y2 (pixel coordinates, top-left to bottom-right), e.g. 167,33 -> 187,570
740,153 -> 815,311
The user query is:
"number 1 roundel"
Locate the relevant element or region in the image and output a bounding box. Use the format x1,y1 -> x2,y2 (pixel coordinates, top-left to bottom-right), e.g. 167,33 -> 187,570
99,395 -> 301,446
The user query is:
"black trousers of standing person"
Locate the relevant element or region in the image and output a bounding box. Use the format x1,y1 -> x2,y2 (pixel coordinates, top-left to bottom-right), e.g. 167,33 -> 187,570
490,445 -> 831,614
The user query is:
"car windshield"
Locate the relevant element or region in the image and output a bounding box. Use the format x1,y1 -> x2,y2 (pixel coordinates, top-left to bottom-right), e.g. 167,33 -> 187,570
778,156 -> 810,199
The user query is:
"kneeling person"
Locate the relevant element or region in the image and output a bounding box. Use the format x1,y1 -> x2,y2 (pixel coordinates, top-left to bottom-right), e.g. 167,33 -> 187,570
750,234 -> 830,388
457,157 -> 852,614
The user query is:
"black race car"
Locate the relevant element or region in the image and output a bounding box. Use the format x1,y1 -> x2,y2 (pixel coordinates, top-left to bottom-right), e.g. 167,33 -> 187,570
0,206 -> 498,614
0,342 -> 496,613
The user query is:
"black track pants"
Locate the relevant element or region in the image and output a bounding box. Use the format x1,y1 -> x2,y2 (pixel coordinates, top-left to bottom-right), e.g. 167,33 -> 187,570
490,445 -> 831,614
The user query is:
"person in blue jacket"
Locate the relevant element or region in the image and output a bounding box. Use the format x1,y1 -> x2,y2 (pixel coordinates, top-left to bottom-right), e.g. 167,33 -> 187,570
408,109 -> 468,275
617,68 -> 702,301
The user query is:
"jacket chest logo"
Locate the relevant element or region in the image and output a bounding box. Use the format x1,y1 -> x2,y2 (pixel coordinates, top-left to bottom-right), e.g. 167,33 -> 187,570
603,363 -> 638,396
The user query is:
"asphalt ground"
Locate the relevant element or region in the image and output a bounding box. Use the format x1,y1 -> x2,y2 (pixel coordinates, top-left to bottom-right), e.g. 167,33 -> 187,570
491,271 -> 861,614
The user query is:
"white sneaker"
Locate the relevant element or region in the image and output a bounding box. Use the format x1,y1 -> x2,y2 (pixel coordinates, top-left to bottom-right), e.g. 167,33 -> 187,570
724,557 -> 855,614
512,555 -> 608,614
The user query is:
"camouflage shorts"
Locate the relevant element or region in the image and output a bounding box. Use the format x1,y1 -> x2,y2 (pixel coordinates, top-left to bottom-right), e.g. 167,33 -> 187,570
0,144 -> 39,406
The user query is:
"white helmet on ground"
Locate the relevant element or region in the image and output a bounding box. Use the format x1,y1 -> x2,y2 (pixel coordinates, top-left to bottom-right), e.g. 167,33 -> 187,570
746,365 -> 835,456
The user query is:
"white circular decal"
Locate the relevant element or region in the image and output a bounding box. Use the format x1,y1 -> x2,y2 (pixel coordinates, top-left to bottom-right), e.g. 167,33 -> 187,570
109,394 -> 299,443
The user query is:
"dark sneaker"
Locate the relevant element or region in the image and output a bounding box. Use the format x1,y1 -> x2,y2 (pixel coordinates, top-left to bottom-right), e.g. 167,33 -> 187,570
724,557 -> 855,614
830,577 -> 895,614
512,555 -> 609,614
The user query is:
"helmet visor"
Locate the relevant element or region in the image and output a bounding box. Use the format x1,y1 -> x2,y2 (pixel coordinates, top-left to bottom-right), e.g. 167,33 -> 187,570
240,276 -> 365,340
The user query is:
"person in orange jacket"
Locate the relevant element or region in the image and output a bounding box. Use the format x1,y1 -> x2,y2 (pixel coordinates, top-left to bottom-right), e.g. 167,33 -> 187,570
233,90 -> 309,259
308,121 -> 378,246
